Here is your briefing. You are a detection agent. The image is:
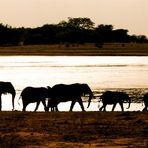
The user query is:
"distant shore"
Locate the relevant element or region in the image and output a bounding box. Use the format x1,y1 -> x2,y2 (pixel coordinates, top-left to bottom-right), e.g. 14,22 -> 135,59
0,111 -> 147,147
0,43 -> 148,56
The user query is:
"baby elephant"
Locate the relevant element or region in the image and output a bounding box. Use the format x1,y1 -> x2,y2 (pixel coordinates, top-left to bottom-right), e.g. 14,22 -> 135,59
99,91 -> 131,111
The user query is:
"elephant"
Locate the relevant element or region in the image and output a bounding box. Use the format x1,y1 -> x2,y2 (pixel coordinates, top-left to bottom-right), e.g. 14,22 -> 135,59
19,86 -> 51,111
0,81 -> 16,111
142,93 -> 148,111
99,91 -> 131,111
46,83 -> 93,112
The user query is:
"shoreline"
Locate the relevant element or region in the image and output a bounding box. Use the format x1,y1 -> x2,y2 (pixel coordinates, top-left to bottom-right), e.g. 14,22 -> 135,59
0,44 -> 148,56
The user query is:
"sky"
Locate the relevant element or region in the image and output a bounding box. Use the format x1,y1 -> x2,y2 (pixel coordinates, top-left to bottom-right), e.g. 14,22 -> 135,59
0,0 -> 148,36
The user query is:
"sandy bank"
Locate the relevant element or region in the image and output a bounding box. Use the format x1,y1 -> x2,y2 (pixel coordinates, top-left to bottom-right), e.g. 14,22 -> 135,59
0,43 -> 148,56
0,111 -> 147,147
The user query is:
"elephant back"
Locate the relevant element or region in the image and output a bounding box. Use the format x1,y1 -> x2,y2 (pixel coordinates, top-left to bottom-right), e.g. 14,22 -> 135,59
0,81 -> 15,94
51,83 -> 88,98
21,87 -> 48,99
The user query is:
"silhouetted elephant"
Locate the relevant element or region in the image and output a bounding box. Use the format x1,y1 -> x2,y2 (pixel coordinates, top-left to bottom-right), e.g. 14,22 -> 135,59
46,83 -> 93,111
19,86 -> 50,111
99,91 -> 131,111
142,93 -> 148,111
0,81 -> 16,111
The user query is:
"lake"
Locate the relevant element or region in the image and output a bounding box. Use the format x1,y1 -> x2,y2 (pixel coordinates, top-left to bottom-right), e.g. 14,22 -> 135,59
0,56 -> 148,111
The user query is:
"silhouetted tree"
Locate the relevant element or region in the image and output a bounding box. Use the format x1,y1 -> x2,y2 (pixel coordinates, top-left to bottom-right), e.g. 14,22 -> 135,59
67,17 -> 94,30
94,24 -> 114,43
136,35 -> 148,43
0,17 -> 148,45
57,17 -> 94,43
113,29 -> 130,42
0,23 -> 20,45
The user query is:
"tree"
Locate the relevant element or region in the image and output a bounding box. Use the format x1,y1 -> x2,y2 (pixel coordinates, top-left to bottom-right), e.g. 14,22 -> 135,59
113,29 -> 129,42
0,23 -> 20,45
57,17 -> 95,43
67,17 -> 94,30
136,35 -> 148,43
0,18 -> 148,45
94,24 -> 114,43
58,17 -> 94,30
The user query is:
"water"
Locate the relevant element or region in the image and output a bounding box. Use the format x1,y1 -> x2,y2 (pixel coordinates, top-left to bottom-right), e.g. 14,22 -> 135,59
0,56 -> 148,111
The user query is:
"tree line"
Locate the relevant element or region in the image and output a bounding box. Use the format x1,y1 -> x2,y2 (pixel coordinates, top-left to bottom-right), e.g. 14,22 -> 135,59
0,17 -> 148,46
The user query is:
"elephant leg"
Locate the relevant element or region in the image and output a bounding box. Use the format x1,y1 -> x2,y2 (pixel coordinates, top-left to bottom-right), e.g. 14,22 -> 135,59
22,104 -> 27,111
50,107 -> 54,112
46,103 -> 58,112
119,102 -> 124,111
0,94 -> 2,111
48,106 -> 56,112
146,104 -> 148,111
41,100 -> 46,111
99,105 -> 104,111
50,103 -> 59,112
100,104 -> 106,111
22,101 -> 28,111
77,98 -> 85,111
70,100 -> 76,111
103,105 -> 107,111
50,106 -> 58,112
103,105 -> 106,112
142,107 -> 147,111
0,96 -> 1,111
34,101 -> 40,112
55,106 -> 59,112
112,103 -> 117,111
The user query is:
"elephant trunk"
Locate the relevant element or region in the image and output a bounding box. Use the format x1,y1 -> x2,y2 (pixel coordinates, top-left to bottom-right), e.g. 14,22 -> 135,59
10,88 -> 16,111
126,97 -> 131,109
12,93 -> 16,110
87,93 -> 93,108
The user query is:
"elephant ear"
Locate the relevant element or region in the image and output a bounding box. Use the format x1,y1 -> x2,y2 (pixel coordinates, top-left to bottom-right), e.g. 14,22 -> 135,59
82,84 -> 89,92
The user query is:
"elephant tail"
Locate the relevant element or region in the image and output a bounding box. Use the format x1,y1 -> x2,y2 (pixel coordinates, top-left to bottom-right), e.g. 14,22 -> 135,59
17,95 -> 22,107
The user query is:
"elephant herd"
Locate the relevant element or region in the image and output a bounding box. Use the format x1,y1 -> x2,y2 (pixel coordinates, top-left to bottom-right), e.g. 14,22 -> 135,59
0,81 -> 147,112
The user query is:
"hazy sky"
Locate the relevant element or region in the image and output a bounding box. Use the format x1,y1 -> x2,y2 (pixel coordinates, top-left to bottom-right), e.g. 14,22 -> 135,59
0,0 -> 148,36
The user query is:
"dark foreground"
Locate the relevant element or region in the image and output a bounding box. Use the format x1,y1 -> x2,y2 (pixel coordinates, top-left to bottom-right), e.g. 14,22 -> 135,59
0,111 -> 147,147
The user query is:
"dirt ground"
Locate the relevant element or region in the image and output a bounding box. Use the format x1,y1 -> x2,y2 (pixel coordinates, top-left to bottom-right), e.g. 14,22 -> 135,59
0,111 -> 147,147
0,43 -> 148,56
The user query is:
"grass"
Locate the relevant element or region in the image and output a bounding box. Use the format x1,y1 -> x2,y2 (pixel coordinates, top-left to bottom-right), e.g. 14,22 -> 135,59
0,43 -> 148,56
